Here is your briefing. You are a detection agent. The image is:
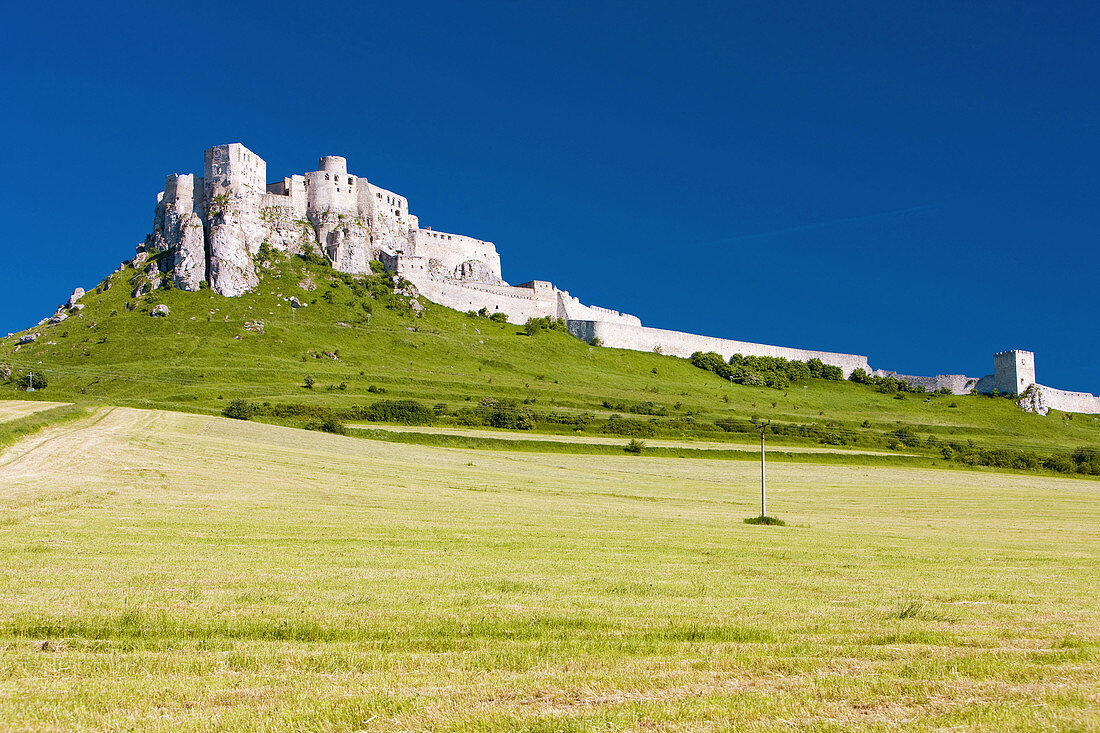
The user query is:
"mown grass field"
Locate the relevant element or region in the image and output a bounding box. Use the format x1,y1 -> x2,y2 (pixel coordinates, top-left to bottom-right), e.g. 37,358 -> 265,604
1,405 -> 1097,731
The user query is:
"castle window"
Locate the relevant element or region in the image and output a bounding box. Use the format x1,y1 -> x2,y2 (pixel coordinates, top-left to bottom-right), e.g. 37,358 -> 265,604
348,177 -> 353,185
325,174 -> 330,180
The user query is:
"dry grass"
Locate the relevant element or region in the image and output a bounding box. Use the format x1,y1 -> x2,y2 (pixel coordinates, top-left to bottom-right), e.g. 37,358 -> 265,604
0,404 -> 1097,731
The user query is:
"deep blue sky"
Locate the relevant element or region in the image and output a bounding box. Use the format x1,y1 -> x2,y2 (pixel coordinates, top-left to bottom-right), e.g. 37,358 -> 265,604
2,1 -> 1097,391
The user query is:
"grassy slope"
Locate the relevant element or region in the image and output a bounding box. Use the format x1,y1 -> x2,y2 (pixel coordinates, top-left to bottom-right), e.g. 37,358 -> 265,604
0,253 -> 1097,458
0,407 -> 1097,731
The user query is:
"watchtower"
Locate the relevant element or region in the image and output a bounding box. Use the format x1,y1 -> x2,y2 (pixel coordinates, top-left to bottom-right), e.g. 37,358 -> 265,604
993,350 -> 1035,395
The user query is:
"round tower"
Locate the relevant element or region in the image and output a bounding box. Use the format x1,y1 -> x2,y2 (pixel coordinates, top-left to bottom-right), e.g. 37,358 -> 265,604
319,156 -> 347,175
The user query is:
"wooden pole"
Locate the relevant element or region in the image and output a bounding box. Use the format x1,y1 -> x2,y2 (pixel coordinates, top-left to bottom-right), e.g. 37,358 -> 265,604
757,420 -> 770,518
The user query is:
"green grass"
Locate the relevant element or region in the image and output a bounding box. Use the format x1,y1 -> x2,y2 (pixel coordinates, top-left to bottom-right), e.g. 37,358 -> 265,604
0,406 -> 1097,731
0,402 -> 89,451
0,253 -> 1097,474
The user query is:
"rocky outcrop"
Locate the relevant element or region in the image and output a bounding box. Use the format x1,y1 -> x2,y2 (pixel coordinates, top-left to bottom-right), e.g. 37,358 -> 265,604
67,288 -> 85,308
207,193 -> 262,297
151,304 -> 170,317
455,259 -> 504,284
1018,384 -> 1048,416
173,213 -> 206,291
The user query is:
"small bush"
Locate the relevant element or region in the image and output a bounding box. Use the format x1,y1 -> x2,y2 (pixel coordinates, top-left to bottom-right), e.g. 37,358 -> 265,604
303,376 -> 315,389
306,415 -> 347,435
624,439 -> 646,455
222,399 -> 254,420
743,516 -> 786,526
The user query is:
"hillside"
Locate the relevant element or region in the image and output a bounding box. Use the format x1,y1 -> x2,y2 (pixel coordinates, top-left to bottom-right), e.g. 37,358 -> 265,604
0,251 -> 1097,472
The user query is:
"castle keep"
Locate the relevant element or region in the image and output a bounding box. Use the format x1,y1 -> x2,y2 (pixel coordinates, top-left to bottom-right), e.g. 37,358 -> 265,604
141,143 -> 1099,414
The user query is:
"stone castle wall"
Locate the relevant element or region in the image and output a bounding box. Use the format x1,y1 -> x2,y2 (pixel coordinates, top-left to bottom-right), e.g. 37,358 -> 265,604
1035,384 -> 1100,415
871,370 -> 976,395
568,320 -> 870,377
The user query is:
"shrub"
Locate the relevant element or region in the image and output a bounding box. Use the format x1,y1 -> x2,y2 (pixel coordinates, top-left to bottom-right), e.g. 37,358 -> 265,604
222,399 -> 254,420
306,414 -> 347,435
624,439 -> 646,454
14,372 -> 47,391
354,399 -> 435,426
601,415 -> 657,437
848,368 -> 872,384
523,316 -> 569,335
303,376 -> 315,389
474,398 -> 535,430
489,312 -> 508,323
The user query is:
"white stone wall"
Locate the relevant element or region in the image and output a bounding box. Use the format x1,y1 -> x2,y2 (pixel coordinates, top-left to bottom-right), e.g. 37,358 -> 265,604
408,229 -> 502,282
409,276 -> 562,322
569,320 -> 871,377
1035,384 -> 1100,414
871,370 -> 977,395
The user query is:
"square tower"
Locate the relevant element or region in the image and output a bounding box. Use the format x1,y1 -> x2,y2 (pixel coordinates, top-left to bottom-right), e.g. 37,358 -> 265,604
204,143 -> 267,197
993,350 -> 1036,395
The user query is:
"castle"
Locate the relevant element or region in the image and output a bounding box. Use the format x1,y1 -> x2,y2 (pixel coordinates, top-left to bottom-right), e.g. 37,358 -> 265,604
141,143 -> 1099,415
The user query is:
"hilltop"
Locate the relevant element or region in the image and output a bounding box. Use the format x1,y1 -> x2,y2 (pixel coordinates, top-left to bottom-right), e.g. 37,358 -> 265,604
1,251 -> 1097,476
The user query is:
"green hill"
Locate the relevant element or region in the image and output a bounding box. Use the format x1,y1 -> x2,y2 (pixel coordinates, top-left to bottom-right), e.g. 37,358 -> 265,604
1,252 -> 1097,474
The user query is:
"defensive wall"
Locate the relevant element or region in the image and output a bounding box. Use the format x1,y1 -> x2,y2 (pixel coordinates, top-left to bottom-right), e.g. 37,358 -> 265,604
567,320 -> 871,377
1035,385 -> 1100,415
872,370 -> 976,395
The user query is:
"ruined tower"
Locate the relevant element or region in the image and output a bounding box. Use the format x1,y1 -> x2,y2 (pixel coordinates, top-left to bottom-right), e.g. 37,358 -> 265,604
993,350 -> 1036,395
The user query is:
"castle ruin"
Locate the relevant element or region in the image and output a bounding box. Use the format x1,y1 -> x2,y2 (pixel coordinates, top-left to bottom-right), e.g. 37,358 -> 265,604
141,143 -> 1099,415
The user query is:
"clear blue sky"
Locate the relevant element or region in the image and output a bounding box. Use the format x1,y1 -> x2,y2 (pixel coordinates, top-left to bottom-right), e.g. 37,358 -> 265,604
1,1 -> 1097,391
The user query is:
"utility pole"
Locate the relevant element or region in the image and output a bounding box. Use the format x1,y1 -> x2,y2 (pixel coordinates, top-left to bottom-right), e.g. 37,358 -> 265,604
758,420 -> 770,517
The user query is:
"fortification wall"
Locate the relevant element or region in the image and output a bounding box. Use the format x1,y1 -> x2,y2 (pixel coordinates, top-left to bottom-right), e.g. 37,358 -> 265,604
556,294 -> 641,326
409,276 -> 560,323
408,229 -> 502,282
1036,384 -> 1100,414
872,370 -> 976,395
568,320 -> 871,376
360,182 -> 413,254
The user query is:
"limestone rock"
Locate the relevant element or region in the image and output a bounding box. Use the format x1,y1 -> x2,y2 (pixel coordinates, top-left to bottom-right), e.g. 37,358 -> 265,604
454,260 -> 502,284
151,304 -> 170,317
70,303 -> 85,312
48,312 -> 68,325
173,212 -> 206,291
0,364 -> 10,381
18,333 -> 38,344
1018,384 -> 1049,416
208,194 -> 262,297
66,288 -> 85,308
289,296 -> 302,308
132,280 -> 152,298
